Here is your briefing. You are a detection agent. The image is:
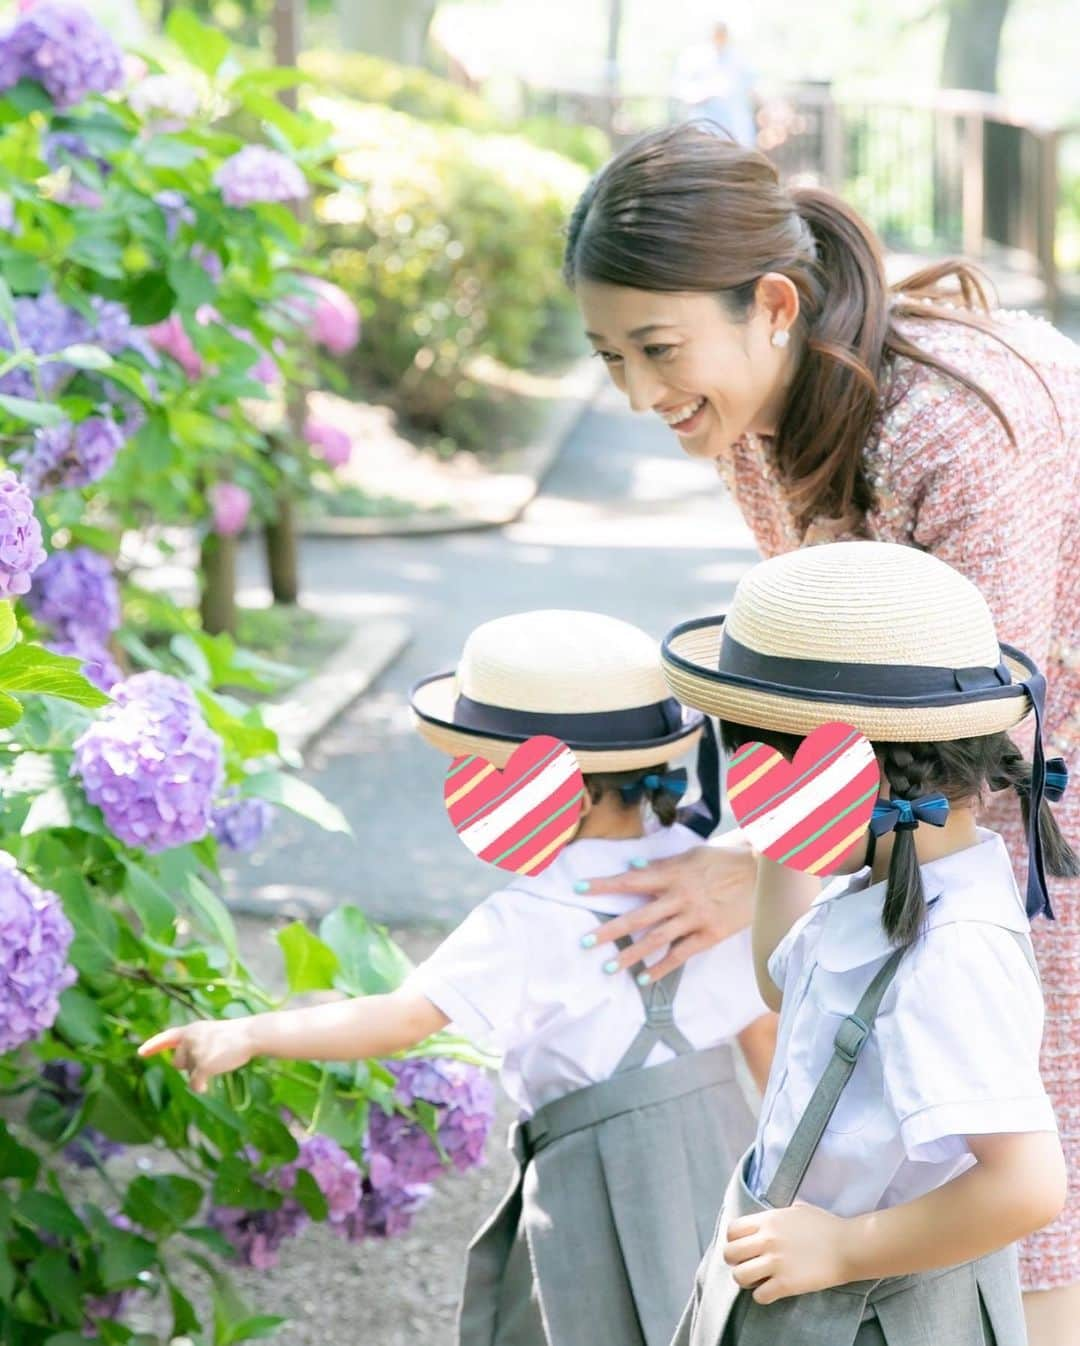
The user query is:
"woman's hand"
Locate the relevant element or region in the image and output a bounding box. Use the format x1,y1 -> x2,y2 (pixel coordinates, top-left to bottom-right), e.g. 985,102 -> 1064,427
579,836 -> 756,983
724,1204 -> 853,1304
139,1019 -> 257,1094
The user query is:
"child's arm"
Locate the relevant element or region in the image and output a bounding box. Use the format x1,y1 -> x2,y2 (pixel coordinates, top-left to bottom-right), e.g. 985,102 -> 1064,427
735,1012 -> 778,1096
138,990 -> 450,1094
752,856 -> 820,1011
724,1129 -> 1066,1304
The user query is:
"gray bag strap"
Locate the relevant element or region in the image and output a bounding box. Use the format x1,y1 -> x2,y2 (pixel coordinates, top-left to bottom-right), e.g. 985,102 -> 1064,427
599,922 -> 696,1073
765,946 -> 906,1210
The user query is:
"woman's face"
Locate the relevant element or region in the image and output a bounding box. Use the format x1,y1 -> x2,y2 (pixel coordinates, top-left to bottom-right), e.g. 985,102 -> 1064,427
576,279 -> 794,463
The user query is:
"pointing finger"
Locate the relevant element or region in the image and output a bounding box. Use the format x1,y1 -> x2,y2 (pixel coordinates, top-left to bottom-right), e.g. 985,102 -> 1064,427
138,1028 -> 184,1058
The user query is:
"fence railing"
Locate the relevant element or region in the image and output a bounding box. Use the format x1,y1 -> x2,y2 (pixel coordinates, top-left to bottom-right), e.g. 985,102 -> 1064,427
521,80 -> 1076,321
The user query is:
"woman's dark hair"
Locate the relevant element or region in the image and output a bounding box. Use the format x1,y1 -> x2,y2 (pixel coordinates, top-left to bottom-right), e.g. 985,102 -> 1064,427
584,764 -> 679,827
564,124 -> 1056,531
719,720 -> 1079,948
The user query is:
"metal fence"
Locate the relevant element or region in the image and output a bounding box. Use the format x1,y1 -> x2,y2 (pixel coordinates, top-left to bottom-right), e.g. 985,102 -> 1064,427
522,80 -> 1077,321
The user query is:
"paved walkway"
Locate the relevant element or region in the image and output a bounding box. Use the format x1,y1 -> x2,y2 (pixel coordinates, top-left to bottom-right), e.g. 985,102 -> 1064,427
225,381 -> 761,925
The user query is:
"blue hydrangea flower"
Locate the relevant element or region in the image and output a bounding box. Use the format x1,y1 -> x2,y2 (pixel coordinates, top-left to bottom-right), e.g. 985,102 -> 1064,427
0,853 -> 76,1053
211,792 -> 275,852
27,545 -> 120,641
0,469 -> 46,599
0,3 -> 124,109
16,417 -> 125,494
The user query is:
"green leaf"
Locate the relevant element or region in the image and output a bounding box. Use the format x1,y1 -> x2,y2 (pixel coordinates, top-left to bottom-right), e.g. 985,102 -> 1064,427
240,771 -> 351,836
0,643 -> 110,706
123,1175 -> 204,1237
29,1249 -> 83,1325
124,272 -> 176,326
0,600 -> 16,654
319,905 -> 413,996
121,859 -> 177,939
0,1119 -> 40,1181
17,1190 -> 85,1239
169,1281 -> 200,1337
59,875 -> 118,977
0,275 -> 15,329
4,79 -> 53,115
171,632 -> 212,684
0,689 -> 23,727
168,254 -> 217,308
52,344 -> 114,371
226,1315 -> 287,1342
142,136 -> 204,169
55,985 -> 107,1046
99,1227 -> 157,1289
276,922 -> 339,994
179,872 -> 238,964
0,393 -> 66,427
166,10 -> 230,77
86,1071 -> 157,1144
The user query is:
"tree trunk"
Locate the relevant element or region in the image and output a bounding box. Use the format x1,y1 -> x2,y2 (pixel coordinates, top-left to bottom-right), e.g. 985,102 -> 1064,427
200,533 -> 237,636
263,0 -> 304,607
940,0 -> 1011,93
264,496 -> 300,605
337,0 -> 436,66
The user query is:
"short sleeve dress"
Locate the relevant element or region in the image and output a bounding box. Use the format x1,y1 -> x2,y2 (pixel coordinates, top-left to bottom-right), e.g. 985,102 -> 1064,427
716,307 -> 1080,1292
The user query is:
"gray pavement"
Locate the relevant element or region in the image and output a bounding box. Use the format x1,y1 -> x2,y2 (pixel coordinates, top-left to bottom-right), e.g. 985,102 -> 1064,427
224,381 -> 761,926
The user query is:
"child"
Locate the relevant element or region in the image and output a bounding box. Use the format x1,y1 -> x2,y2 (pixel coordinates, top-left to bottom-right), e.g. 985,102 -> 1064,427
660,540 -> 1076,1346
140,609 -> 775,1346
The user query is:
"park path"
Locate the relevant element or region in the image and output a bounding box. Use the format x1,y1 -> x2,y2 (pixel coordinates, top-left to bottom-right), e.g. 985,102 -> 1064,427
224,380 -> 761,927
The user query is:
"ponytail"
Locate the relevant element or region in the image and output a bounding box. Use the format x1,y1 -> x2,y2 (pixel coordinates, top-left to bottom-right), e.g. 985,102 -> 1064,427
877,745 -> 939,947
989,737 -> 1080,880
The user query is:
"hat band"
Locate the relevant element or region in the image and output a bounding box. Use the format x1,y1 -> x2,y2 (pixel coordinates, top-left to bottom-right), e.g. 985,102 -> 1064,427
453,691 -> 688,747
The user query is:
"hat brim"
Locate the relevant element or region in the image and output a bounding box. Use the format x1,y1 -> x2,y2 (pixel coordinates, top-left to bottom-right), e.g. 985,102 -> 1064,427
662,618 -> 1033,742
411,672 -> 704,771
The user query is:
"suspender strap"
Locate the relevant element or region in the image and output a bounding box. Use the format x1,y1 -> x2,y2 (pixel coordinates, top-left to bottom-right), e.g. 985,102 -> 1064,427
765,946 -> 907,1210
604,927 -> 696,1073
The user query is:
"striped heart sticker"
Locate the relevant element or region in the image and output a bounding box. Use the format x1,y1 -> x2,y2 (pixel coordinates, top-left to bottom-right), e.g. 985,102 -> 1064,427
444,734 -> 585,875
727,721 -> 881,875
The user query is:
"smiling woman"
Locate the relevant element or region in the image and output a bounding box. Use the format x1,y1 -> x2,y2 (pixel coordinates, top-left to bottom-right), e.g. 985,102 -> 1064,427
562,123 -> 1080,1339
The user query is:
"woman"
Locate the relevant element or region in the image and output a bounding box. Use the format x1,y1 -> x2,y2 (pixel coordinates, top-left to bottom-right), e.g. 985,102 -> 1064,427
562,124 -> 1079,1343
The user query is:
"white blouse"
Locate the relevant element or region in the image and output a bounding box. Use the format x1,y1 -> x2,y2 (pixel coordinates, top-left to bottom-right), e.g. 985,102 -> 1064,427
749,828 -> 1057,1217
403,824 -> 768,1118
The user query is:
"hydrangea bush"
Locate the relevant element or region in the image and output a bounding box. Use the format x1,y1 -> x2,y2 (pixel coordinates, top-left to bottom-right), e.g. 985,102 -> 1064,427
0,8 -> 494,1343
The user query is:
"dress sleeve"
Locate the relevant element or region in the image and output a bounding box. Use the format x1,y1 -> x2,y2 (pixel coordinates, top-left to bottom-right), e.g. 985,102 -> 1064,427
400,895 -> 525,1049
877,922 -> 1056,1164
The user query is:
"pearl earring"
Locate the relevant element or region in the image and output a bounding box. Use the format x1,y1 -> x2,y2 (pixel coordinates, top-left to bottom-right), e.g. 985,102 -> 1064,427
771,329 -> 790,349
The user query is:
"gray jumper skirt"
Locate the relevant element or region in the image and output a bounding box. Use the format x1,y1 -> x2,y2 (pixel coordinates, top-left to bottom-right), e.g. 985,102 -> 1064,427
672,935 -> 1039,1346
458,939 -> 758,1346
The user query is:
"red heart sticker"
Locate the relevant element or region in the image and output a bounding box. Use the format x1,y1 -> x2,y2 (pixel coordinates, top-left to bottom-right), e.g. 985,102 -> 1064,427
444,734 -> 585,874
727,721 -> 881,875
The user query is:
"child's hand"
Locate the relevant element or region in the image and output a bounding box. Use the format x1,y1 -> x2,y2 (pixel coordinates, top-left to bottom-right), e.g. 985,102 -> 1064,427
723,1203 -> 853,1303
138,1019 -> 256,1094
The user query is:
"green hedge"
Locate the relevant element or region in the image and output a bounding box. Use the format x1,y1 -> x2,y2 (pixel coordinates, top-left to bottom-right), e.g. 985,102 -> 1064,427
301,48 -> 610,171
314,99 -> 588,442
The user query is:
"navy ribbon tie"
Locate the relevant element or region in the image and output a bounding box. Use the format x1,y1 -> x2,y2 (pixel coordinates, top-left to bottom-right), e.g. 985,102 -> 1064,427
619,769 -> 689,804
1044,758 -> 1069,804
870,794 -> 951,837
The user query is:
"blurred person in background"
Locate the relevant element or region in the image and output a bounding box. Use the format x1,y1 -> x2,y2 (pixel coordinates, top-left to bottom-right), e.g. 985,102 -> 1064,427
671,17 -> 757,147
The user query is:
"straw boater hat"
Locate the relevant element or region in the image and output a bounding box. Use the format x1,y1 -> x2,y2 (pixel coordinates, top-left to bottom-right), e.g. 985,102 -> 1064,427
661,541 -> 1039,743
411,610 -> 704,773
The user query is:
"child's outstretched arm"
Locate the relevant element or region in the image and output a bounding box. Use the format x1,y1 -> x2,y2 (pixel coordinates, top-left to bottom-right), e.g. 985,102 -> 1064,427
724,1129 -> 1066,1304
138,990 -> 449,1094
752,856 -> 820,1011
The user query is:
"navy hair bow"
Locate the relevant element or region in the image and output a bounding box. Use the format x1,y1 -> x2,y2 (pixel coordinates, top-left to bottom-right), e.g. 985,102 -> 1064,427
870,793 -> 951,836
620,768 -> 689,804
1044,757 -> 1070,804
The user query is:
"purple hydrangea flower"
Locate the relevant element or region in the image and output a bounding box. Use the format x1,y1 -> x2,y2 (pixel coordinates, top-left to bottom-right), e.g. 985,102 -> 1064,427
16,416 -> 125,494
154,189 -> 195,241
0,469 -> 46,598
341,1160 -> 432,1242
368,1058 -> 496,1183
44,129 -> 110,203
300,278 -> 360,356
41,1061 -> 126,1167
215,146 -> 308,208
88,297 -> 131,355
280,1134 -> 363,1228
48,632 -> 122,693
0,852 -> 76,1053
207,1195 -> 308,1272
303,417 -> 352,470
0,192 -> 16,232
0,2 -> 124,109
0,292 -> 84,398
71,671 -> 225,853
211,792 -> 275,853
27,545 -> 120,641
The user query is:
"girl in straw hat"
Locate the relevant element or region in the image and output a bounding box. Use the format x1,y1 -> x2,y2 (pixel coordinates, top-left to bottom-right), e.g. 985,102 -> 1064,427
140,609 -> 775,1346
661,541 -> 1078,1346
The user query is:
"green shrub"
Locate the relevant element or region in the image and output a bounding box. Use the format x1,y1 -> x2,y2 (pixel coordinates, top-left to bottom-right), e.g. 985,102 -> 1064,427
301,48 -> 611,170
313,99 -> 588,438
301,48 -> 495,130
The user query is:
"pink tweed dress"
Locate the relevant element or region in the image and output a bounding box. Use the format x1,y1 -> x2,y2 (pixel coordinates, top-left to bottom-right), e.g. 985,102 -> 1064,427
717,309 -> 1080,1291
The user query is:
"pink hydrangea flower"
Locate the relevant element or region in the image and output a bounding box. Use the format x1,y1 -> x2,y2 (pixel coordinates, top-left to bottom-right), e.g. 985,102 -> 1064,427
210,482 -> 250,537
302,278 -> 360,356
144,313 -> 202,380
303,417 -> 352,470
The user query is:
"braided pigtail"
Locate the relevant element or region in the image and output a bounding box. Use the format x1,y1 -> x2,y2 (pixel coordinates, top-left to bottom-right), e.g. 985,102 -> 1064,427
879,744 -> 942,946
988,735 -> 1080,879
